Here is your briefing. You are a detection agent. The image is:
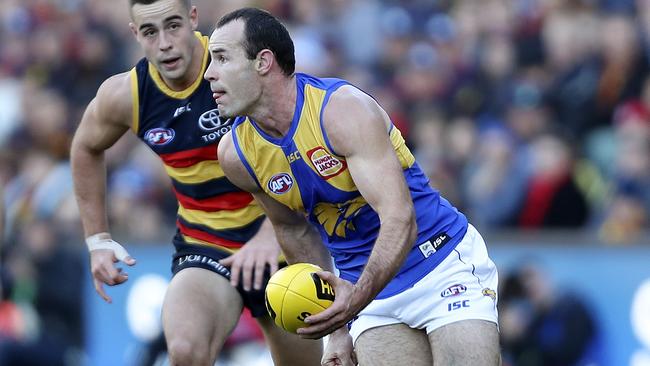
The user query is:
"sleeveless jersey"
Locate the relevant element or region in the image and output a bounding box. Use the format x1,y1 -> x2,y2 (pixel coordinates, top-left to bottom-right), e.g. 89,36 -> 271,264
231,73 -> 468,298
131,33 -> 264,251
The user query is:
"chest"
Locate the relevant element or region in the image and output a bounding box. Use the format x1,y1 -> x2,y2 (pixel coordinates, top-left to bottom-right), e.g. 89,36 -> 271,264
137,82 -> 231,154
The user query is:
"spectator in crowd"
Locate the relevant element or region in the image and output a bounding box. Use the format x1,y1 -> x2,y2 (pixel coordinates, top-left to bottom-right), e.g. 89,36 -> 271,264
499,261 -> 603,366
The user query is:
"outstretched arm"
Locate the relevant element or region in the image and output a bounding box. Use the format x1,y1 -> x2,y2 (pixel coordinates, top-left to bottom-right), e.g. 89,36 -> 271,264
299,85 -> 418,339
70,72 -> 136,303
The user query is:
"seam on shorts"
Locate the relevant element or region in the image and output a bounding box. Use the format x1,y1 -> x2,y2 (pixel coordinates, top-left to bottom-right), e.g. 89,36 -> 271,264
454,248 -> 485,289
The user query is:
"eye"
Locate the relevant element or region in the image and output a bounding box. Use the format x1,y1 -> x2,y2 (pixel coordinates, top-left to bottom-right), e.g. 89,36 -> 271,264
143,28 -> 156,37
218,55 -> 227,63
169,22 -> 181,30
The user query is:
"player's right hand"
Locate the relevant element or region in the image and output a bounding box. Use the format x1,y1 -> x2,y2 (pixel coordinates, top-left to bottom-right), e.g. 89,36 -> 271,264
88,239 -> 136,303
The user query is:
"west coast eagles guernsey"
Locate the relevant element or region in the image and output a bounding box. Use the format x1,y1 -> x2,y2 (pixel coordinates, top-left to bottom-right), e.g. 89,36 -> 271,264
130,33 -> 264,251
231,73 -> 468,298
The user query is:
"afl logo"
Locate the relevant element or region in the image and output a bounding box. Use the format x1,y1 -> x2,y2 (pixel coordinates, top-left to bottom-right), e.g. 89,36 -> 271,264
267,173 -> 293,194
441,284 -> 467,298
199,108 -> 230,131
145,128 -> 175,145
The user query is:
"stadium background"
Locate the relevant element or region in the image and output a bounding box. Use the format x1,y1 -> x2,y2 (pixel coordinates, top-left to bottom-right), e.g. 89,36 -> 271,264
0,0 -> 649,365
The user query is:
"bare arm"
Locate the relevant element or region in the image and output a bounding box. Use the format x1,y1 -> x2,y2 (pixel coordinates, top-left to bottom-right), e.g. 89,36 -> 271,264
71,72 -> 133,237
70,72 -> 135,302
300,86 -> 418,338
218,131 -> 333,272
326,86 -> 418,310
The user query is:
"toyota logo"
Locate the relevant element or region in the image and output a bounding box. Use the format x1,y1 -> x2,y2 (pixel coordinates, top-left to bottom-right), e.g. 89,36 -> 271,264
198,109 -> 230,131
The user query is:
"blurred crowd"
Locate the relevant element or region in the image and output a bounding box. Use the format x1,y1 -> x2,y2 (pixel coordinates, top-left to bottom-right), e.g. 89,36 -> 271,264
0,0 -> 649,365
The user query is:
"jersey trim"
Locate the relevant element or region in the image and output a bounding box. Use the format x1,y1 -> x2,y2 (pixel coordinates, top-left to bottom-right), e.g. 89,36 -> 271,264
318,80 -> 349,156
232,125 -> 262,189
147,32 -> 209,100
129,67 -> 140,133
247,77 -> 306,146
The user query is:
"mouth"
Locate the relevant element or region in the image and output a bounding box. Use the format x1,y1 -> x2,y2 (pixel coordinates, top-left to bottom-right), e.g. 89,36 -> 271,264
160,57 -> 181,69
212,90 -> 226,102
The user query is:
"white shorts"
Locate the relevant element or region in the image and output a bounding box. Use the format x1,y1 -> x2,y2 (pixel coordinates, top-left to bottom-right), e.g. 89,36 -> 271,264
349,224 -> 499,344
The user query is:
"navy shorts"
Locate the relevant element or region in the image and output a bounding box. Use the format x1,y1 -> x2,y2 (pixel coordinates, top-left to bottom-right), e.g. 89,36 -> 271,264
171,233 -> 282,317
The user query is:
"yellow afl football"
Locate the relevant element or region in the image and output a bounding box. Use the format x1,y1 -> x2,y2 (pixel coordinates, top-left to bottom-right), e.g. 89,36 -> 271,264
264,263 -> 335,333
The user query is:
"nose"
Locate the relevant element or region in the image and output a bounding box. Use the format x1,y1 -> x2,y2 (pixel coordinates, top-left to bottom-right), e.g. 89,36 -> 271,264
204,58 -> 218,81
158,31 -> 172,51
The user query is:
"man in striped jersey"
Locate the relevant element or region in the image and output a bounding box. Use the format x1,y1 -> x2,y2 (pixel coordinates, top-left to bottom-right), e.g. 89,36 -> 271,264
70,1 -> 325,365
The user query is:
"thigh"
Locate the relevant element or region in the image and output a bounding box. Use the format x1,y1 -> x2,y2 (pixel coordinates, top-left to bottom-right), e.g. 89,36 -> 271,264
162,267 -> 243,353
428,319 -> 500,366
355,323 -> 433,366
255,315 -> 323,366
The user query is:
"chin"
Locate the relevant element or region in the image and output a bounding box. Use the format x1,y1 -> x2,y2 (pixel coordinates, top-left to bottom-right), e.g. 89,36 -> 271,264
217,106 -> 234,119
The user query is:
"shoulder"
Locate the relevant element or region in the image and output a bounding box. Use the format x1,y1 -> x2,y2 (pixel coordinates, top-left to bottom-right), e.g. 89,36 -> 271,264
92,71 -> 134,128
217,130 -> 260,192
322,85 -> 390,156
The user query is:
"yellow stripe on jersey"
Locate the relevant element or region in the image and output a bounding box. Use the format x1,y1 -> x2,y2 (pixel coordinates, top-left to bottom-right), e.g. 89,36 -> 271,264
182,234 -> 288,262
163,159 -> 224,184
148,32 -> 209,100
389,126 -> 416,169
295,84 -> 357,192
129,67 -> 140,133
181,235 -> 236,253
178,204 -> 265,230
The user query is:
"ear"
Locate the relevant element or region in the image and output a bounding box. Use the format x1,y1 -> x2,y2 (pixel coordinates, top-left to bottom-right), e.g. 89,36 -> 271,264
256,49 -> 274,75
189,6 -> 198,31
129,22 -> 138,39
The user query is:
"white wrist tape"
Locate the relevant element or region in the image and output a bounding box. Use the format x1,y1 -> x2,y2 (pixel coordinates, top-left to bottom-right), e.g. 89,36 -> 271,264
86,232 -> 130,261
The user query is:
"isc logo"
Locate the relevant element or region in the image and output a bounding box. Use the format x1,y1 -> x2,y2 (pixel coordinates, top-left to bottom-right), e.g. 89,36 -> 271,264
267,173 -> 293,194
447,300 -> 470,311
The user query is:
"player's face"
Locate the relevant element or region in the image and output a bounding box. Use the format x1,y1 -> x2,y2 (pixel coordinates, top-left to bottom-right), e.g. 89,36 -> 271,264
130,0 -> 198,82
205,20 -> 262,118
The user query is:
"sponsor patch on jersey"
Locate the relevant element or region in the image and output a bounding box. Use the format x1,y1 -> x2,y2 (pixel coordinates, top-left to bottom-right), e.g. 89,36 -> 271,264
441,284 -> 467,298
145,128 -> 175,145
306,147 -> 346,179
267,173 -> 294,194
198,108 -> 230,131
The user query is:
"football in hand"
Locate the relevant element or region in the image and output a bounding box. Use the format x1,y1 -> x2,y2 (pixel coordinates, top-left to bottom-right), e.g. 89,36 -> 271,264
264,263 -> 335,333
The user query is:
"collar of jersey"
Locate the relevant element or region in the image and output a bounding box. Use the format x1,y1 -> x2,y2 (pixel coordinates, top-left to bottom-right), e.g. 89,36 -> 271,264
147,32 -> 208,99
248,74 -> 305,147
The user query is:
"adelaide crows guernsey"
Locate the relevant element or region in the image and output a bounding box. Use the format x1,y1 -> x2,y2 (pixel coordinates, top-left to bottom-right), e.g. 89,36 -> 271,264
130,33 -> 264,251
232,73 -> 468,298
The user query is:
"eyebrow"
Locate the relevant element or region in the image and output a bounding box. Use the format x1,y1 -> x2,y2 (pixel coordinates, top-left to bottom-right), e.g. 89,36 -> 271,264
209,47 -> 226,55
138,15 -> 183,31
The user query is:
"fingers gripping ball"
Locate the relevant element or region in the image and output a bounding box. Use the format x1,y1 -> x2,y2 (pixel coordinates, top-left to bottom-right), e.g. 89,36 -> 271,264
264,263 -> 335,333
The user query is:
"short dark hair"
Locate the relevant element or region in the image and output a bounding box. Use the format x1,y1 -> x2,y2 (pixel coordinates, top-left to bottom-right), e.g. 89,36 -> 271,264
216,8 -> 295,76
129,0 -> 190,14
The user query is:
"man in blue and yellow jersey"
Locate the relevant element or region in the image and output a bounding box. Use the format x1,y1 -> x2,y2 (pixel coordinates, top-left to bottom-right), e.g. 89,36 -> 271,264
70,1 -> 324,365
207,8 -> 501,366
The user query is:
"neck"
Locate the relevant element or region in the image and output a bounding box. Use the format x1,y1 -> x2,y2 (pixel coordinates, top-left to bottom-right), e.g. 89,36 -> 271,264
248,73 -> 297,138
164,36 -> 204,91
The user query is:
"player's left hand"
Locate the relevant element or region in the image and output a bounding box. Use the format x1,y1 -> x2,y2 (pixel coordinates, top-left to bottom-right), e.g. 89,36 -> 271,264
321,327 -> 356,366
219,234 -> 280,291
298,271 -> 361,339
